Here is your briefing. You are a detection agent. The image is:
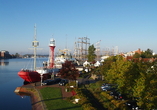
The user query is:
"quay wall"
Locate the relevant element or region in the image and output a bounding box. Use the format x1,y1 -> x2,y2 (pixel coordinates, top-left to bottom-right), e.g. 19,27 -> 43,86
14,86 -> 45,110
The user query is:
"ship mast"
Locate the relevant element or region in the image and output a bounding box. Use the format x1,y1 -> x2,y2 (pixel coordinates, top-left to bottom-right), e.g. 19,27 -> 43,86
32,24 -> 39,70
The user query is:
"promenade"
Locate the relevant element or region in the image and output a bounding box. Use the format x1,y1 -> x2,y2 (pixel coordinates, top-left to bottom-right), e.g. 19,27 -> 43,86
15,82 -> 73,110
14,77 -> 95,110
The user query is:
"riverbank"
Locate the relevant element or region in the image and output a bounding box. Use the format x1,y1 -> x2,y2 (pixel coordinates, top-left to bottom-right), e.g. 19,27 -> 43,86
14,82 -> 73,110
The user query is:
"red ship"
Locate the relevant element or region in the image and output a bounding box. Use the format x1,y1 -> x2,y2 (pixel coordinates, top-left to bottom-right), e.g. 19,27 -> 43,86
18,25 -> 57,83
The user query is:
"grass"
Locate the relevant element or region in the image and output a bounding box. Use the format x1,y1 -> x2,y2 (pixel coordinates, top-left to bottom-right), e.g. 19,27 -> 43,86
40,87 -> 83,110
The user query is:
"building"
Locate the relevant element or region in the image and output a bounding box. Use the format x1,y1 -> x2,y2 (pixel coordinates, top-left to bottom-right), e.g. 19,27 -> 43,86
0,50 -> 11,58
122,48 -> 143,57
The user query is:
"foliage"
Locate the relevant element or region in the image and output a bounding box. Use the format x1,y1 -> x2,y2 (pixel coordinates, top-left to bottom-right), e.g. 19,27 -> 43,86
94,54 -> 157,109
133,52 -> 141,58
59,60 -> 79,80
87,45 -> 96,62
105,56 -> 136,95
100,92 -> 127,110
132,61 -> 157,109
133,48 -> 153,58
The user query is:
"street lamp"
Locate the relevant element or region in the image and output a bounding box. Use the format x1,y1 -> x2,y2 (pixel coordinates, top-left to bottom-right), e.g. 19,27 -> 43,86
51,70 -> 55,80
40,73 -> 43,86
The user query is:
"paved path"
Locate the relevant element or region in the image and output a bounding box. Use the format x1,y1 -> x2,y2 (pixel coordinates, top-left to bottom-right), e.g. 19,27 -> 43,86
22,77 -> 96,110
23,82 -> 73,110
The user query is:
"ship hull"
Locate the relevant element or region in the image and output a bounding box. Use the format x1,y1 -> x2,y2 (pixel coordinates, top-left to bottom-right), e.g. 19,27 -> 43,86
18,70 -> 51,82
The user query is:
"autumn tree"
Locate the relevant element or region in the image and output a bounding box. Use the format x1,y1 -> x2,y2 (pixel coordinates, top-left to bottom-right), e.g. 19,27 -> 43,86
58,60 -> 79,80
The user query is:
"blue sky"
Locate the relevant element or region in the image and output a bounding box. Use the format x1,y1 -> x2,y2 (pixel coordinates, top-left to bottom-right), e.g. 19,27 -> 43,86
0,0 -> 157,55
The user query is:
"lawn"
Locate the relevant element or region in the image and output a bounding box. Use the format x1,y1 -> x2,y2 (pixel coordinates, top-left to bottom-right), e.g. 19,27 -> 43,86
39,87 -> 83,110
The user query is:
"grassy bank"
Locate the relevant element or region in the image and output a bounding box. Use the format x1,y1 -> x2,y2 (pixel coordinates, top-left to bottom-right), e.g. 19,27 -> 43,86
39,87 -> 83,110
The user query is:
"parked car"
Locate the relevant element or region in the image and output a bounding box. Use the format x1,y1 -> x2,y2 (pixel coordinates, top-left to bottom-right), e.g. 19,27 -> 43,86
59,79 -> 68,86
53,78 -> 61,83
42,79 -> 54,85
101,84 -> 117,91
125,100 -> 139,110
110,90 -> 127,100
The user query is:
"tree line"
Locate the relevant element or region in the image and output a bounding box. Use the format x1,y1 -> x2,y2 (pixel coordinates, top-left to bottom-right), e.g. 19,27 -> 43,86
91,55 -> 157,109
87,46 -> 157,109
57,45 -> 157,109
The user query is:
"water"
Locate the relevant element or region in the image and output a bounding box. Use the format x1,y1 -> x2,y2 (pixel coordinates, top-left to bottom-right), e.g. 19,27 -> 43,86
0,58 -> 48,110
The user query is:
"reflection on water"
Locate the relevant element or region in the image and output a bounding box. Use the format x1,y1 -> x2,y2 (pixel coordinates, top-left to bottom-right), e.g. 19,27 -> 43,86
0,58 -> 49,110
23,81 -> 32,85
0,58 -> 39,110
0,59 -> 9,66
15,92 -> 31,99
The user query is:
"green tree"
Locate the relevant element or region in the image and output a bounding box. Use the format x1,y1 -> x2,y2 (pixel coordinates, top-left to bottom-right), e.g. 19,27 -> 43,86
133,61 -> 157,109
153,54 -> 157,58
133,53 -> 141,58
15,53 -> 20,58
105,56 -> 138,97
87,45 -> 96,62
141,48 -> 153,58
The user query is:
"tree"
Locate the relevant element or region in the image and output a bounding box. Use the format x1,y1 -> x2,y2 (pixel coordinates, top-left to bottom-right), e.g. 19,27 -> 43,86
15,53 -> 20,58
58,60 -> 79,80
133,61 -> 157,109
105,55 -> 138,97
133,53 -> 141,58
141,48 -> 153,58
87,45 -> 96,62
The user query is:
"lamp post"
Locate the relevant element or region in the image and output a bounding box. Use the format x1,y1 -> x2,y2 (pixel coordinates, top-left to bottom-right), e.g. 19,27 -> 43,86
40,73 -> 43,86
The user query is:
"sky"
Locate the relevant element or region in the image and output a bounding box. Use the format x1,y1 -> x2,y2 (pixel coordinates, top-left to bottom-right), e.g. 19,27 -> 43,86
0,0 -> 157,55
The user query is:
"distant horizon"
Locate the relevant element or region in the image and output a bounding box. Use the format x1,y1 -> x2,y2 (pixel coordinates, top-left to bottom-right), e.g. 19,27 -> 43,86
1,47 -> 156,56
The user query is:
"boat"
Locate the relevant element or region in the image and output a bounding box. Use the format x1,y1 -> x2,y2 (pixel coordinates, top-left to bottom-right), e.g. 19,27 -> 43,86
18,25 -> 58,83
54,49 -> 78,68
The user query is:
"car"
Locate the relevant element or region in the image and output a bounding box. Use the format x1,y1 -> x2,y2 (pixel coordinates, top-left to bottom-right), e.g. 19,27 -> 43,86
59,79 -> 68,86
110,90 -> 127,100
53,78 -> 61,83
102,86 -> 116,91
110,90 -> 119,98
42,79 -> 54,85
101,84 -> 117,91
125,100 -> 139,110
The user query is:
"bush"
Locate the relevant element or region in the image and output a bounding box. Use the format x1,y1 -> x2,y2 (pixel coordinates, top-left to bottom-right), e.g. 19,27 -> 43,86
82,103 -> 97,110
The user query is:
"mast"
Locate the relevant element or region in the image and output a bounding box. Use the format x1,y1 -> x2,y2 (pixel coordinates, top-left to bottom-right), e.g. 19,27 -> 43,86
32,24 -> 39,70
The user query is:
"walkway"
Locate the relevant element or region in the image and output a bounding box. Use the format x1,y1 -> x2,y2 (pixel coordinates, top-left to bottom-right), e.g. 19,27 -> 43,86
22,82 -> 73,110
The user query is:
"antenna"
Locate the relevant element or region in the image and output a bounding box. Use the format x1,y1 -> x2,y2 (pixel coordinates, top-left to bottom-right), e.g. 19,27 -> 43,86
34,24 -> 37,41
65,34 -> 67,49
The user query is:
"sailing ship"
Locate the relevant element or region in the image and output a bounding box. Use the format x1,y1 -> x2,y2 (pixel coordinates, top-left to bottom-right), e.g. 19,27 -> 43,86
18,25 -> 57,82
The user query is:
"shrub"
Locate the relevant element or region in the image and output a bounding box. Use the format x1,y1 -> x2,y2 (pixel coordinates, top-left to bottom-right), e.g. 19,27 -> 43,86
82,103 -> 97,110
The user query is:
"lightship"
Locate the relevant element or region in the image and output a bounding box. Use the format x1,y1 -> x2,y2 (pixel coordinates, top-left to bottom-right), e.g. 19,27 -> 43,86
18,25 -> 57,82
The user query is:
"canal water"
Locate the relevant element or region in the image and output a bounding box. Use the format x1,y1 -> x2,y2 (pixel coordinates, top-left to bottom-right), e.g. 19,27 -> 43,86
0,58 -> 48,110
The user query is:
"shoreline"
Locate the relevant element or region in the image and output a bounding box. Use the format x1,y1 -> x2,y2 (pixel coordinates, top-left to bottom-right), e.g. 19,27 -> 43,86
14,82 -> 73,110
14,83 -> 45,110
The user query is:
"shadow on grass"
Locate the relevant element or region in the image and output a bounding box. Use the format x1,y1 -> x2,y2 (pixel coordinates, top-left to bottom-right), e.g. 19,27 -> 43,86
54,105 -> 82,110
32,97 -> 62,105
81,89 -> 107,110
